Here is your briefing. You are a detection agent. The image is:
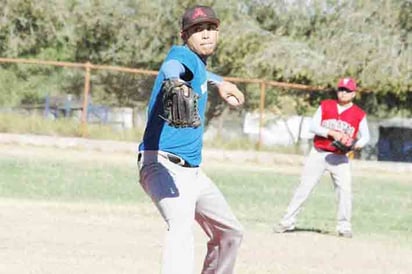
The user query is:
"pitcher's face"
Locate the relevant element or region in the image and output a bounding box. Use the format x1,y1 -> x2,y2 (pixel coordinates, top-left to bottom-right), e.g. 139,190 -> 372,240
182,23 -> 219,58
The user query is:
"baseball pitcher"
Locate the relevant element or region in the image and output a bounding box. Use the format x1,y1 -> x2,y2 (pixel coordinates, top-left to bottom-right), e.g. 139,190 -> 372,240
137,5 -> 244,274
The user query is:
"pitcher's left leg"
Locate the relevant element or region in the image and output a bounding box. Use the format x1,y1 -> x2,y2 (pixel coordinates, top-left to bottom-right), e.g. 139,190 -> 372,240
195,169 -> 243,274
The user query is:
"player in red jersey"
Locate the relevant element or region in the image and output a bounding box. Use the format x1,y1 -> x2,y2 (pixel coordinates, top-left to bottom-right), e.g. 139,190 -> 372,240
274,77 -> 370,238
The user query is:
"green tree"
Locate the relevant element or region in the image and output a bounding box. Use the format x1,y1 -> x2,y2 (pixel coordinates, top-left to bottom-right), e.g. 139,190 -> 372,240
0,0 -> 410,118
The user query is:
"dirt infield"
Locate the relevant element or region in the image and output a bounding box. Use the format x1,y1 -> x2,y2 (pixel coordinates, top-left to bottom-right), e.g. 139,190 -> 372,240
0,135 -> 412,274
1,198 -> 411,274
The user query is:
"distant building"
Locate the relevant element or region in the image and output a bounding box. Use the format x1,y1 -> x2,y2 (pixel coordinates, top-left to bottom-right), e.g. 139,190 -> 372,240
377,118 -> 412,163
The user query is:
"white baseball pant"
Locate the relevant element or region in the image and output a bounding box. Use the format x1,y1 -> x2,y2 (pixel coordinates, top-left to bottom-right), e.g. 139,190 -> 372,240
138,150 -> 243,274
280,147 -> 352,233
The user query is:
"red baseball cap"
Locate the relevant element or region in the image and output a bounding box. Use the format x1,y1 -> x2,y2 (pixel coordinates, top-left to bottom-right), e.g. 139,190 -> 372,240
181,5 -> 220,31
337,77 -> 357,92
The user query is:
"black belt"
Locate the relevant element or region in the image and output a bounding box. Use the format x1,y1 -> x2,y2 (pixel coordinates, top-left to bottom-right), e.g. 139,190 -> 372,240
138,152 -> 197,168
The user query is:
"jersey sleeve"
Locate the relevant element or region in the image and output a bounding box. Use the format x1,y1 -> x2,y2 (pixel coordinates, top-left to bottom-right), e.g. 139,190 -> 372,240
207,71 -> 223,86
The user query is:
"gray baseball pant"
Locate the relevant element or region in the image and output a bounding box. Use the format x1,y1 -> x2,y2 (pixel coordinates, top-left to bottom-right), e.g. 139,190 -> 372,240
138,150 -> 243,274
280,147 -> 352,233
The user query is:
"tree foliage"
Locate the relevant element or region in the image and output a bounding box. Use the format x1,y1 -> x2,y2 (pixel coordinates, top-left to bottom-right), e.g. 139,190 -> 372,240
0,0 -> 410,118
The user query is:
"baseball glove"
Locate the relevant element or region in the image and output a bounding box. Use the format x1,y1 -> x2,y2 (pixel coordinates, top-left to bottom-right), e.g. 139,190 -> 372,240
332,136 -> 355,153
159,79 -> 201,128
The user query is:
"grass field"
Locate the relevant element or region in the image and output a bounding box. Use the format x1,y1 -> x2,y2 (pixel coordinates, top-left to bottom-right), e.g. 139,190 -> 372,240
0,143 -> 411,274
1,145 -> 410,242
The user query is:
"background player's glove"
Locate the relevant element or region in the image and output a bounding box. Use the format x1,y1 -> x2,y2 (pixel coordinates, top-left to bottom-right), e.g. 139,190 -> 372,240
159,79 -> 201,128
332,135 -> 355,153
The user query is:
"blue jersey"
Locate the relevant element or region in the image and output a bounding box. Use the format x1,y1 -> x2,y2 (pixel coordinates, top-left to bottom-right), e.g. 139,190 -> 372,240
139,45 -> 208,166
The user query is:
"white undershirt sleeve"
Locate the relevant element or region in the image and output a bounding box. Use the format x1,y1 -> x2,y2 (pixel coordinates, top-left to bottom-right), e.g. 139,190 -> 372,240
354,117 -> 370,148
310,106 -> 330,138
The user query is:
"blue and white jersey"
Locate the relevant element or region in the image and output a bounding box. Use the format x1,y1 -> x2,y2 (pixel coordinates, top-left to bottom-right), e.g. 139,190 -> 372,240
139,45 -> 209,166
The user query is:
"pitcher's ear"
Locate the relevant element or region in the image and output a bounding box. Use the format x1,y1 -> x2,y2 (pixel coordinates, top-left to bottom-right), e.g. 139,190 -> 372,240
181,31 -> 187,41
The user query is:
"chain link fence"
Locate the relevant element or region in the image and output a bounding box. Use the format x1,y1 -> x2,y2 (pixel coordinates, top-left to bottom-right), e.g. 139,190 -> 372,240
0,58 -> 410,162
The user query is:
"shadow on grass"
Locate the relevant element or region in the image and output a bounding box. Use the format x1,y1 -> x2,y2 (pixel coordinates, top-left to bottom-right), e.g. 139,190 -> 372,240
286,227 -> 332,235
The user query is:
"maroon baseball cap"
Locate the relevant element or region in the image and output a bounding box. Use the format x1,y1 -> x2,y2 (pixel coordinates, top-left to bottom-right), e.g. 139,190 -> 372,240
337,77 -> 357,92
181,5 -> 220,31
